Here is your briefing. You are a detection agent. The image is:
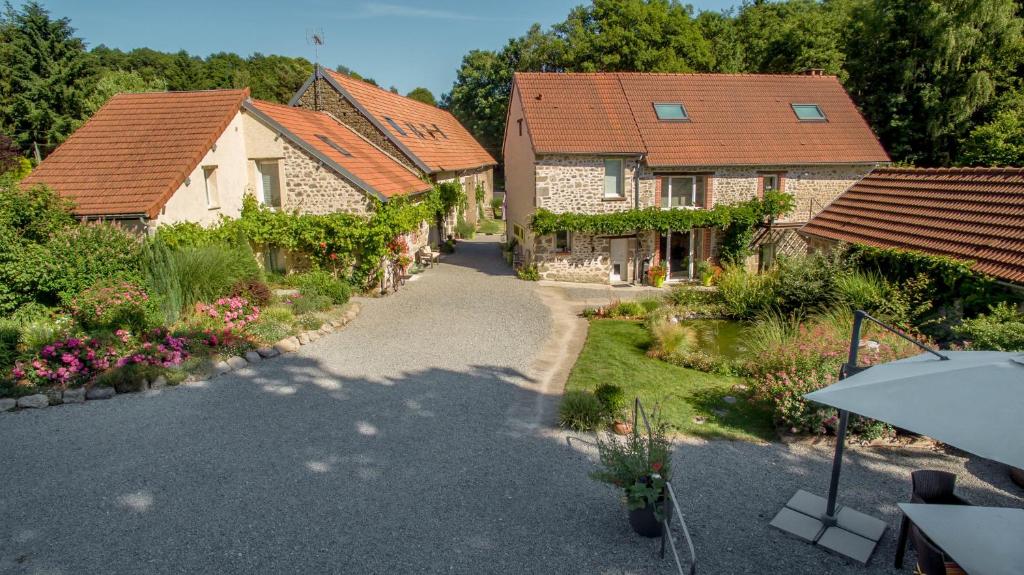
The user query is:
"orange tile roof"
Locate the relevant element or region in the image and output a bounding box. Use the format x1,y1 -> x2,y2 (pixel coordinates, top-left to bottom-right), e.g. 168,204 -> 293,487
514,72 -> 890,166
23,89 -> 249,218
246,99 -> 431,199
321,68 -> 495,173
802,167 -> 1024,284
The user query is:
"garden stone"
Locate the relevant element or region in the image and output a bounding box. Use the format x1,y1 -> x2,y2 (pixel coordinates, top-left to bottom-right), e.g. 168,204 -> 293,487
17,394 -> 49,409
213,360 -> 232,375
723,396 -> 737,405
151,376 -> 168,390
330,319 -> 344,328
226,356 -> 248,370
0,398 -> 16,412
297,332 -> 310,345
307,331 -> 321,342
244,351 -> 262,364
319,324 -> 332,334
45,388 -> 63,406
274,337 -> 300,354
256,347 -> 279,358
86,387 -> 116,400
62,388 -> 86,404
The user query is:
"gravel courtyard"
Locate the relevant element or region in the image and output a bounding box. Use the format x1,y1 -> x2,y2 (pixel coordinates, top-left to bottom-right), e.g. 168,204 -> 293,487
1,237 -> 1021,574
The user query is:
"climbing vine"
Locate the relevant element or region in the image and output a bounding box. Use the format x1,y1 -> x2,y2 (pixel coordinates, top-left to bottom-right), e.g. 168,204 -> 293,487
529,191 -> 794,237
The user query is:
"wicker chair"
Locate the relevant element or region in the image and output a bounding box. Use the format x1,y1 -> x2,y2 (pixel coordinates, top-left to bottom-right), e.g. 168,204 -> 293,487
895,470 -> 971,568
909,524 -> 966,575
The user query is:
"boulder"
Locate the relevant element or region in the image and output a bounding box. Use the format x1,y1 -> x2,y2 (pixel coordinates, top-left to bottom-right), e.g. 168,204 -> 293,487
297,332 -> 310,345
274,337 -> 300,354
44,388 -> 63,406
226,356 -> 248,370
86,387 -> 116,400
0,398 -> 16,412
244,351 -> 262,364
319,324 -> 333,334
62,388 -> 87,404
213,360 -> 232,375
306,331 -> 321,342
330,319 -> 344,328
256,347 -> 279,358
17,394 -> 50,409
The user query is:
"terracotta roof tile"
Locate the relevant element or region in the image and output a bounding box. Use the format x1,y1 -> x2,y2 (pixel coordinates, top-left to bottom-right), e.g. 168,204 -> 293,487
324,69 -> 495,173
514,72 -> 889,166
802,167 -> 1024,283
247,99 -> 430,199
23,89 -> 249,218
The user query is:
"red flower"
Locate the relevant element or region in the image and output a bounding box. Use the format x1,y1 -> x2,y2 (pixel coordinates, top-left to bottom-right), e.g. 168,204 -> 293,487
329,253 -> 337,260
319,242 -> 327,249
652,462 -> 663,473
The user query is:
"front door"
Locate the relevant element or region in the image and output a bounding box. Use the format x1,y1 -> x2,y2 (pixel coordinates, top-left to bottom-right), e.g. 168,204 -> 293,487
659,230 -> 703,280
609,238 -> 628,283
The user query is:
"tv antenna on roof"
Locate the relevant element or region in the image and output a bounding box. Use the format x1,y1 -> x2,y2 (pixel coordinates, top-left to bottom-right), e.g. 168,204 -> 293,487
306,28 -> 325,65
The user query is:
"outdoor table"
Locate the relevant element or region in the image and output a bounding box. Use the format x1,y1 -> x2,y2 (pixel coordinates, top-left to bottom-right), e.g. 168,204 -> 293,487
897,503 -> 1024,575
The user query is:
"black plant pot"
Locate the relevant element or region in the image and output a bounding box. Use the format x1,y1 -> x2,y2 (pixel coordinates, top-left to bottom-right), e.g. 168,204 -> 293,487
628,498 -> 671,538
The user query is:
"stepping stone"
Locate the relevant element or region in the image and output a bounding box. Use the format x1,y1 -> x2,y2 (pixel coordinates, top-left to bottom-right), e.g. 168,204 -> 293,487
817,526 -> 877,565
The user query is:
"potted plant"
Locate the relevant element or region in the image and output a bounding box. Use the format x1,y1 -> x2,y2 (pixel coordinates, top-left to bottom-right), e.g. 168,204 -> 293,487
697,259 -> 715,287
591,420 -> 673,537
594,383 -> 631,435
647,262 -> 667,288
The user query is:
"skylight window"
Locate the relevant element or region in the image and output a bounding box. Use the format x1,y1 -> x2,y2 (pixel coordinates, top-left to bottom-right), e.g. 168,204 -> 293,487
654,103 -> 689,121
316,134 -> 352,157
792,104 -> 827,121
384,116 -> 407,136
431,124 -> 448,139
406,122 -> 426,139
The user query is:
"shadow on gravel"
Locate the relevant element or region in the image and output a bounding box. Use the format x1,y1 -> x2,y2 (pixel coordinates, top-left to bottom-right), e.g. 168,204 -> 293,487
438,238 -> 516,278
3,351 -> 1021,574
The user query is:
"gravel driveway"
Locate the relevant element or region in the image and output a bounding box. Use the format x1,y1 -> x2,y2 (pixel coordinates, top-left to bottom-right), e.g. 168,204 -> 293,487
2,237 -> 1021,574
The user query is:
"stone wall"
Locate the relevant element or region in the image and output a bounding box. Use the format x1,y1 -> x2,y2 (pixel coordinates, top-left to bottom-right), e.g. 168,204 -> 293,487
528,158 -> 875,284
280,140 -> 373,216
296,78 -> 422,174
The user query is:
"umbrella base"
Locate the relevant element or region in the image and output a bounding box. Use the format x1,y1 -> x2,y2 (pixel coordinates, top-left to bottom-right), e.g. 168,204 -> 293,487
770,490 -> 888,565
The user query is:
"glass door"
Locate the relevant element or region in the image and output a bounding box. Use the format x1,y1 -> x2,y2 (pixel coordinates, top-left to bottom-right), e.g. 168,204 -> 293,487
660,231 -> 696,281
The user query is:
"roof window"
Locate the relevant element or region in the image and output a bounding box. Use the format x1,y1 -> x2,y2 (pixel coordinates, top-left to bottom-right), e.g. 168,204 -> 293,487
654,103 -> 688,121
384,116 -> 407,136
431,124 -> 448,139
316,134 -> 352,157
406,122 -> 426,139
792,104 -> 827,121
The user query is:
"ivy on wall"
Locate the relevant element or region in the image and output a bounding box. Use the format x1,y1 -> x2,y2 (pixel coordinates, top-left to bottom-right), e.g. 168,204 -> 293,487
529,192 -> 794,263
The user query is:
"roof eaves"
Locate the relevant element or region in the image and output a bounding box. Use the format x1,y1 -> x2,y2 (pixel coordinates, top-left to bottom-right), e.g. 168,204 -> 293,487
644,159 -> 891,169
320,69 -> 434,175
242,99 -> 387,202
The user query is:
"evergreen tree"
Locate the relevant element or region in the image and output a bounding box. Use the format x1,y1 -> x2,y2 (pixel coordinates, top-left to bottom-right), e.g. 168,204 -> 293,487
0,1 -> 97,157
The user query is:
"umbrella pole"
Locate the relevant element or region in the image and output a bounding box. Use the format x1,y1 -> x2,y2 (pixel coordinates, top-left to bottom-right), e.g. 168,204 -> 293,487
823,310 -> 865,522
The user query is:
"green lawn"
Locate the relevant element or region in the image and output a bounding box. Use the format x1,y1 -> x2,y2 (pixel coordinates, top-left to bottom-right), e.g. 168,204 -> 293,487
565,320 -> 775,441
477,218 -> 504,235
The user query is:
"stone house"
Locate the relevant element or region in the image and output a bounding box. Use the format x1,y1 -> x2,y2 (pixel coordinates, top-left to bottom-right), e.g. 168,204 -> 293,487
25,89 -> 434,266
290,65 -> 497,233
503,72 -> 891,284
802,167 -> 1024,286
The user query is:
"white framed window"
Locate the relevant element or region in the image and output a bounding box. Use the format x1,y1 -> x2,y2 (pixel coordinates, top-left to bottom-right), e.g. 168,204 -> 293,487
256,160 -> 282,208
603,159 -> 624,198
554,230 -> 571,252
660,176 -> 706,209
203,166 -> 219,209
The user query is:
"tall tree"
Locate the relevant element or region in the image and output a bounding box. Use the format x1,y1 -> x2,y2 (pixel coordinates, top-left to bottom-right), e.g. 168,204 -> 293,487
735,0 -> 853,77
406,87 -> 437,106
844,0 -> 1024,165
958,89 -> 1024,166
84,69 -> 167,115
0,1 -> 97,157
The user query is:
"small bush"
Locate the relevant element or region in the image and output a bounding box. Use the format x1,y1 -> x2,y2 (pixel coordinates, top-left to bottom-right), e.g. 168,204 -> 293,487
607,300 -> 646,318
69,280 -> 160,332
456,217 -> 475,239
955,302 -> 1024,351
594,383 -> 627,419
0,319 -> 20,369
291,294 -> 332,315
717,265 -> 776,319
288,271 -> 351,304
516,264 -> 540,281
647,316 -> 697,357
231,278 -> 273,306
558,390 -> 604,431
771,253 -> 844,314
244,316 -> 293,345
261,305 -> 296,325
638,299 -> 662,313
832,270 -> 888,313
298,314 -> 323,330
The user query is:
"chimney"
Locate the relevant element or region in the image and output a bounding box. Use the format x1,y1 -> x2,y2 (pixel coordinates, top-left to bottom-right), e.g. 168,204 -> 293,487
804,68 -> 825,76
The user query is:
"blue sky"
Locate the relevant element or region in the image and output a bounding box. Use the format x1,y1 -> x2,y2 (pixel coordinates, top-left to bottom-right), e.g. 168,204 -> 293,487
42,0 -> 738,98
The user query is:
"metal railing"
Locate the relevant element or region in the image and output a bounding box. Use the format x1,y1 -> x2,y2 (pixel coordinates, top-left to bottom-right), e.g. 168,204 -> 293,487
633,398 -> 698,575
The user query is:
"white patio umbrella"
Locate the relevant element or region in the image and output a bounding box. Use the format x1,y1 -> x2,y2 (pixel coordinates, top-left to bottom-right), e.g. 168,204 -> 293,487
805,349 -> 1024,470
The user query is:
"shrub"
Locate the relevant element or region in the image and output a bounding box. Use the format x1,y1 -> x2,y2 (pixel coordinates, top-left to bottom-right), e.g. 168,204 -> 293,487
244,316 -> 293,345
647,316 -> 696,358
832,270 -> 888,313
516,264 -> 540,281
607,300 -> 647,318
490,196 -> 503,217
298,314 -> 323,330
287,271 -> 351,304
231,279 -> 273,307
69,280 -> 159,333
638,299 -> 662,314
955,302 -> 1024,351
0,319 -> 20,370
771,253 -> 844,315
456,216 -> 475,239
290,293 -> 332,315
13,336 -> 119,389
194,296 -> 261,330
594,383 -> 627,419
716,264 -> 776,319
559,390 -> 605,431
